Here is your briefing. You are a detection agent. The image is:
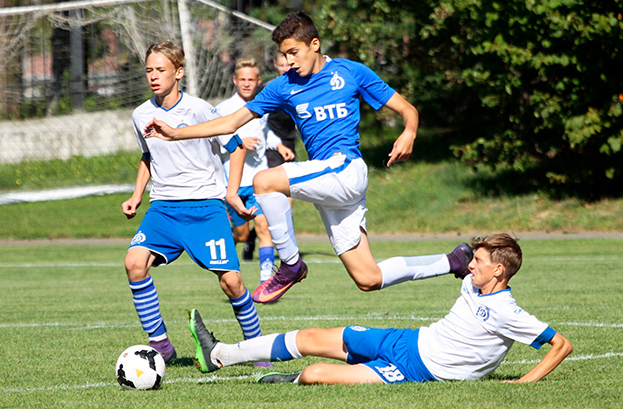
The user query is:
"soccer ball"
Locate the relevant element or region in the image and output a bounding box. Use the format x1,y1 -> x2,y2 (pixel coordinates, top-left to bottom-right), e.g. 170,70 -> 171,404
115,345 -> 166,390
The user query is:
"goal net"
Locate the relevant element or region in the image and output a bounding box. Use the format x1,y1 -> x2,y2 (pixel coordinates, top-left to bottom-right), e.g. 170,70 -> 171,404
0,0 -> 276,194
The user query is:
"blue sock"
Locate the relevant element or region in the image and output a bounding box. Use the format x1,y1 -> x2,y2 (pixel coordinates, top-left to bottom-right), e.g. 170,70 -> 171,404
259,246 -> 275,282
129,276 -> 167,339
230,288 -> 262,339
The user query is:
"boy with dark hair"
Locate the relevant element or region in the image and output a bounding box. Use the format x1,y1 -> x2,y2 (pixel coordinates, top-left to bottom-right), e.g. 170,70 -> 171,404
144,13 -> 471,303
188,234 -> 573,385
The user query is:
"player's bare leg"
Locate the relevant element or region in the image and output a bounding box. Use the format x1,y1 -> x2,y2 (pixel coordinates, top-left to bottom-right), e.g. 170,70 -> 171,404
217,270 -> 246,299
124,246 -> 157,282
295,327 -> 348,360
339,229 -> 383,291
232,222 -> 251,243
299,363 -> 383,385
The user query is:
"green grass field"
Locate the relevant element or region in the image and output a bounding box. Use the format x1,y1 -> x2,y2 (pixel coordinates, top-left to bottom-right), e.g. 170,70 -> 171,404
1,238 -> 622,408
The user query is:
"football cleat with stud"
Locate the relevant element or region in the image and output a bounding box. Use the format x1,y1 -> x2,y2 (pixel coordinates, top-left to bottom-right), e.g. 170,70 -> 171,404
447,243 -> 474,279
188,309 -> 221,373
252,258 -> 308,303
257,372 -> 301,384
149,337 -> 177,364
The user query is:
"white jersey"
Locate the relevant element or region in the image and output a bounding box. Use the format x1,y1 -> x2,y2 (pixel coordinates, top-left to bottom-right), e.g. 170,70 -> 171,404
132,92 -> 233,201
217,93 -> 281,187
418,275 -> 551,381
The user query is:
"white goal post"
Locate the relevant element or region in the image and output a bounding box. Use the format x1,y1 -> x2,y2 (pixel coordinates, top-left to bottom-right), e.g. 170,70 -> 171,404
0,0 -> 276,170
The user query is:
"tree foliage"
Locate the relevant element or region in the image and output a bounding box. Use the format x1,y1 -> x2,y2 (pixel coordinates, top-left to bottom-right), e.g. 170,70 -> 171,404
315,0 -> 623,198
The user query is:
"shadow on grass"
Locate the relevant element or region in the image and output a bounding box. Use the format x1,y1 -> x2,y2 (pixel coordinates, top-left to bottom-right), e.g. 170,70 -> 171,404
465,167 -> 623,202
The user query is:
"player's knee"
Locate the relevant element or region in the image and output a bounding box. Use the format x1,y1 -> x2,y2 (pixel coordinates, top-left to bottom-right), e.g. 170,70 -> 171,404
219,272 -> 245,297
252,170 -> 275,194
299,364 -> 326,385
124,254 -> 148,281
353,277 -> 382,292
296,327 -> 323,350
233,230 -> 249,243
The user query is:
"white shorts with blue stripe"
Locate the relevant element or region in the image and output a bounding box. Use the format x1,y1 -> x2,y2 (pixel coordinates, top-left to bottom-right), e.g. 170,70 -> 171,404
282,154 -> 368,255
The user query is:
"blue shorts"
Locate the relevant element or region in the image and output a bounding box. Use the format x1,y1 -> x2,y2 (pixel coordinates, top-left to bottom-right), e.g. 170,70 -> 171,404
225,186 -> 264,227
129,199 -> 240,272
343,326 -> 436,384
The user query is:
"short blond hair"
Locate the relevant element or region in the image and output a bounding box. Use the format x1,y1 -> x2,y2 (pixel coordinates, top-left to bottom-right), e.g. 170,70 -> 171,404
235,58 -> 260,75
145,40 -> 185,69
471,233 -> 523,278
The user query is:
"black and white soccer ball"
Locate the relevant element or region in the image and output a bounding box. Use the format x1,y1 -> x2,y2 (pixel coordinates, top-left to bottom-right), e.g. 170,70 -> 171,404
115,345 -> 166,390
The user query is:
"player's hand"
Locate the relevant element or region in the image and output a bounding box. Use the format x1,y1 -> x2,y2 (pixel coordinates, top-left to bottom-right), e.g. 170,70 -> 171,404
122,197 -> 142,219
277,144 -> 295,161
226,193 -> 257,221
144,118 -> 178,141
242,137 -> 261,151
386,130 -> 416,167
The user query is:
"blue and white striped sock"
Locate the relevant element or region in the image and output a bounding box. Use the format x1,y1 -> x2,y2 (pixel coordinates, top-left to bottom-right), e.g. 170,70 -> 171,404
129,276 -> 167,340
230,288 -> 262,339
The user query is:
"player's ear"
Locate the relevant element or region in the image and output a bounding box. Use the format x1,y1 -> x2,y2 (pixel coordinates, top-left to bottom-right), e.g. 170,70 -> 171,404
175,66 -> 184,80
494,263 -> 505,278
310,38 -> 321,52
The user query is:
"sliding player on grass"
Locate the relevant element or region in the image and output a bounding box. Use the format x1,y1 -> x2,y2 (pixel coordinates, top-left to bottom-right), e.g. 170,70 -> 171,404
144,12 -> 471,303
189,234 -> 573,385
122,41 -> 266,364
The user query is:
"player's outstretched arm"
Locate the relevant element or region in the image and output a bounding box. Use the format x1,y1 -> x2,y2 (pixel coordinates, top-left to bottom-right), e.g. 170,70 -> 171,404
226,144 -> 256,221
504,333 -> 573,383
122,157 -> 151,219
144,107 -> 257,141
384,93 -> 419,167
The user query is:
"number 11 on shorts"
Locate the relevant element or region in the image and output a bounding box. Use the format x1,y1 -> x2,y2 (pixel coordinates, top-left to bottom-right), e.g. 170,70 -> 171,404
205,238 -> 227,260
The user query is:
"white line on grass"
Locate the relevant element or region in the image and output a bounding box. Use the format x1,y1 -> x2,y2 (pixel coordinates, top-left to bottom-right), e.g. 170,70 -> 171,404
0,259 -> 342,269
1,374 -> 259,393
2,316 -> 622,329
2,255 -> 621,269
4,352 -> 623,393
503,352 -> 623,365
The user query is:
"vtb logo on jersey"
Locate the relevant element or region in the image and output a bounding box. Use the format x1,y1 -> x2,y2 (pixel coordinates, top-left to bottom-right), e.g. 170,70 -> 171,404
330,71 -> 345,90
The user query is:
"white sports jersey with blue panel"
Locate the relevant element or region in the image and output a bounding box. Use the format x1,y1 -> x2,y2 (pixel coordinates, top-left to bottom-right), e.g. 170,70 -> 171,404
418,275 -> 555,381
130,92 -> 241,271
340,275 -> 555,383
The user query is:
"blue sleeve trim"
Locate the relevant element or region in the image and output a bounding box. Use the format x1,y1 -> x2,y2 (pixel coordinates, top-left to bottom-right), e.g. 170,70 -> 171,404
269,333 -> 293,361
530,326 -> 556,350
141,152 -> 151,161
224,134 -> 243,153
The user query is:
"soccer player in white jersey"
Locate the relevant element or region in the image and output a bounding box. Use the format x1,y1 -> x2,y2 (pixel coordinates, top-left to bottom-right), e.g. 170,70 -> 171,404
144,13 -> 472,303
187,234 -> 574,384
217,58 -> 294,284
122,41 -> 265,363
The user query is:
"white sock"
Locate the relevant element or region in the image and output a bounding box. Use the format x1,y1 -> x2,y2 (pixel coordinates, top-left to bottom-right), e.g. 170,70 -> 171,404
213,330 -> 302,367
255,192 -> 299,264
379,254 -> 450,289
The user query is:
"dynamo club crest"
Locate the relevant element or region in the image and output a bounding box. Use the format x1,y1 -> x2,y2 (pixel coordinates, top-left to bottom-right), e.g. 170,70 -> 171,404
476,306 -> 490,321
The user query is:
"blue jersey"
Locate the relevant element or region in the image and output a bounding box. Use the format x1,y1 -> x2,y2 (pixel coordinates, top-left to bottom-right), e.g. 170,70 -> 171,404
246,58 -> 395,161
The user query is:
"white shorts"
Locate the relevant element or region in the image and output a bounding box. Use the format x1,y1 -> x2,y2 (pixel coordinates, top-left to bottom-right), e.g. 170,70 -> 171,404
282,155 -> 368,255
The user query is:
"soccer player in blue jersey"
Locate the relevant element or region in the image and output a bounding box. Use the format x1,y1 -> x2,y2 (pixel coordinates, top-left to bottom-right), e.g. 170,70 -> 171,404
144,13 -> 472,303
122,41 -> 265,363
188,234 -> 573,385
